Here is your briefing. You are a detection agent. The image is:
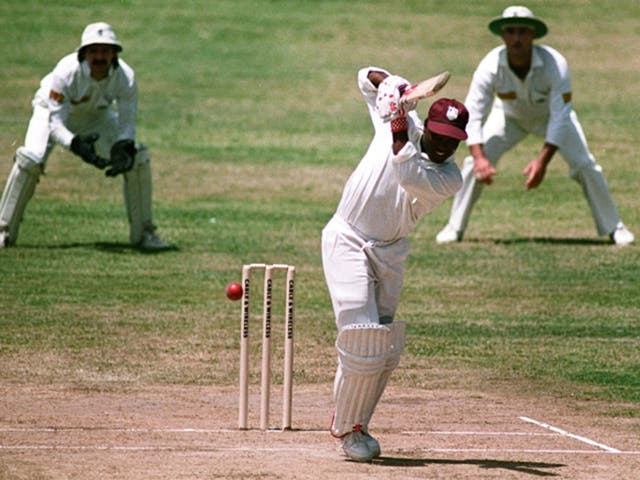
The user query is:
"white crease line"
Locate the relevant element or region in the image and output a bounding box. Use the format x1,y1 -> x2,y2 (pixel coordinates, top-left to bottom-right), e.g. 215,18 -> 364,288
419,448 -> 639,455
1,445 -> 639,455
3,425 -> 637,455
519,416 -> 621,453
402,431 -> 556,436
0,445 -> 334,455
0,427 -> 325,434
0,428 -> 236,433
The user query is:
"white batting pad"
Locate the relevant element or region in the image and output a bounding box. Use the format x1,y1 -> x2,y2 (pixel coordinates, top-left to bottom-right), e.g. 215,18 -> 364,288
123,144 -> 153,244
0,148 -> 41,246
332,323 -> 393,436
363,321 -> 406,427
384,321 -> 406,370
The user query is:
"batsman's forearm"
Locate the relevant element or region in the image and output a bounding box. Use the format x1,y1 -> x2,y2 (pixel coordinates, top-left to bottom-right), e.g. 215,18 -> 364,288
367,70 -> 389,88
392,130 -> 408,155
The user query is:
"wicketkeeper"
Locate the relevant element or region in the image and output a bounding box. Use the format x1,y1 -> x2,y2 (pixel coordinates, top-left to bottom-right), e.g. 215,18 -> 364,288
322,67 -> 469,462
0,22 -> 170,250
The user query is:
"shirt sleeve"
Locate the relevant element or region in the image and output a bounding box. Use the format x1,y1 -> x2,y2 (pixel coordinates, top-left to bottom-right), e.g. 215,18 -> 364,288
47,73 -> 75,149
464,51 -> 498,145
115,62 -> 138,141
391,141 -> 463,211
357,66 -> 391,135
544,48 -> 572,146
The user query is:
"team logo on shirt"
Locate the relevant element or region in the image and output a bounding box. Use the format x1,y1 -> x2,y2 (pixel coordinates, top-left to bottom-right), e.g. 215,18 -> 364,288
49,90 -> 64,103
446,106 -> 459,121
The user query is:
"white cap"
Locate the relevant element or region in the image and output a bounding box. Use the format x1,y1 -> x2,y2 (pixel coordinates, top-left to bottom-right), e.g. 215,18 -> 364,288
78,22 -> 123,52
488,5 -> 548,38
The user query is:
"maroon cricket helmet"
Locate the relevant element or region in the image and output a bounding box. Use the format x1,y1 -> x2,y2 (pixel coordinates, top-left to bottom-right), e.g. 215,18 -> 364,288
425,98 -> 469,141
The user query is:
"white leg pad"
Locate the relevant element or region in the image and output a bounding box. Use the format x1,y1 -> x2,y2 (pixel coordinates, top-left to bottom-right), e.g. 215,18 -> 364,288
363,321 -> 406,427
123,144 -> 154,244
332,323 -> 394,436
0,148 -> 41,246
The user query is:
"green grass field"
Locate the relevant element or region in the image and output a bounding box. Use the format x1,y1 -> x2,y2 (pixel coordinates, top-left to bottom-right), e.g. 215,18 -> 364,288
0,0 -> 638,415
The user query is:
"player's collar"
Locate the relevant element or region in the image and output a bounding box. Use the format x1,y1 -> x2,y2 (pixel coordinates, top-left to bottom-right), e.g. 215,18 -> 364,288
530,46 -> 544,70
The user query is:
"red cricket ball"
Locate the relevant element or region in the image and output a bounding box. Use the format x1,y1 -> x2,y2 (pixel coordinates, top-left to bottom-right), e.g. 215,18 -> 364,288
225,281 -> 243,301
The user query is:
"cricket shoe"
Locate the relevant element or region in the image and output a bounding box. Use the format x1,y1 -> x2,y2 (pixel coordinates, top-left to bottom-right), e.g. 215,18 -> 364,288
340,430 -> 374,462
361,429 -> 381,458
139,230 -> 172,250
0,230 -> 8,248
610,222 -> 634,246
435,224 -> 463,244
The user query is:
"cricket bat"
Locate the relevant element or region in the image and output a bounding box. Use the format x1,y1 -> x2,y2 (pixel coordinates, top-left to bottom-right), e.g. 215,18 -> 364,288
400,71 -> 451,104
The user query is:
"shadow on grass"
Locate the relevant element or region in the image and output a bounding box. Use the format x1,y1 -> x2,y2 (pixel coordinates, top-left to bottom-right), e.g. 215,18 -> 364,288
372,457 -> 565,476
18,241 -> 180,254
479,237 -> 608,246
95,242 -> 180,254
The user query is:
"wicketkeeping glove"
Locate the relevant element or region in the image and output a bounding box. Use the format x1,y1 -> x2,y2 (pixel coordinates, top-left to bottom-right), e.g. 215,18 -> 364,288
375,75 -> 416,123
70,133 -> 109,169
106,139 -> 136,177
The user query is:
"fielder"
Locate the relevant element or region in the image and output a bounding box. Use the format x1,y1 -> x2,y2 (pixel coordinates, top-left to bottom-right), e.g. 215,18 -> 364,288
435,6 -> 634,246
0,22 -> 170,250
322,67 -> 469,461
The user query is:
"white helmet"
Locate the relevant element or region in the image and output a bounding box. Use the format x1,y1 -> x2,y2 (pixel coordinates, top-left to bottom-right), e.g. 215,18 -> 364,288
78,22 -> 123,52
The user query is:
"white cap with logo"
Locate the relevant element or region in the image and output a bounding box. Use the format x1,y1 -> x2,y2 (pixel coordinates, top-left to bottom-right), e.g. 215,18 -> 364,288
78,22 -> 123,52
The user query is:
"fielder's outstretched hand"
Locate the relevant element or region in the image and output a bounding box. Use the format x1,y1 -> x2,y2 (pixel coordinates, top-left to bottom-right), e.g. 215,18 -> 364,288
473,156 -> 497,185
523,157 -> 548,190
106,139 -> 136,177
70,133 -> 109,169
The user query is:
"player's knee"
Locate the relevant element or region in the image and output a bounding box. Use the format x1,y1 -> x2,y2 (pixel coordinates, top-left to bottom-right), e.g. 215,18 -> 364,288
336,307 -> 376,329
15,148 -> 43,176
569,160 -> 602,181
134,143 -> 151,166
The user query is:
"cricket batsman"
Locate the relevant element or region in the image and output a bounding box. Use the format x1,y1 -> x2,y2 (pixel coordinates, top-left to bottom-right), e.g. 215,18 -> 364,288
322,66 -> 469,461
0,22 -> 170,250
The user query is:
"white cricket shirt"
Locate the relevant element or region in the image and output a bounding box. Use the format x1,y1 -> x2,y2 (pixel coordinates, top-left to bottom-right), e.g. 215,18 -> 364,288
33,53 -> 138,149
465,44 -> 573,147
335,68 -> 462,243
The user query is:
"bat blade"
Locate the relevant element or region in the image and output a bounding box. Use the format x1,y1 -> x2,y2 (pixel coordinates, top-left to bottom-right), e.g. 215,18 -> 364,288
401,71 -> 451,103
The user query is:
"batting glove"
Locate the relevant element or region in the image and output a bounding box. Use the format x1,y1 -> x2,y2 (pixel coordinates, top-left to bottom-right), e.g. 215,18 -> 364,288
376,75 -> 415,122
391,115 -> 409,133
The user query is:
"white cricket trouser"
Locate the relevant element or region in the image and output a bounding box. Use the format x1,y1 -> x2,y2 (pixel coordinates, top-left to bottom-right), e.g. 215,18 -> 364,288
321,215 -> 409,330
447,108 -> 620,236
